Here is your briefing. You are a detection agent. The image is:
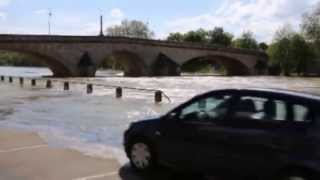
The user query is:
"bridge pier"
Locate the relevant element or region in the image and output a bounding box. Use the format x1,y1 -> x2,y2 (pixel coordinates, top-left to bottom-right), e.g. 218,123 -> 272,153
150,53 -> 181,76
77,52 -> 96,77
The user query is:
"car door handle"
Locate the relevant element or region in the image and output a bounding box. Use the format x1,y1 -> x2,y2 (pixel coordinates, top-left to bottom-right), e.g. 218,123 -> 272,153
155,130 -> 161,136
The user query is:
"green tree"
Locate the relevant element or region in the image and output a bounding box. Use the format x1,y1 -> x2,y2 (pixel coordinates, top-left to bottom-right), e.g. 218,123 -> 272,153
302,3 -> 320,61
267,29 -> 314,76
183,29 -> 209,43
208,27 -> 233,47
268,37 -> 293,76
259,42 -> 269,51
106,19 -> 154,39
0,51 -> 46,67
167,32 -> 185,42
302,5 -> 320,44
233,31 -> 258,50
290,34 -> 314,76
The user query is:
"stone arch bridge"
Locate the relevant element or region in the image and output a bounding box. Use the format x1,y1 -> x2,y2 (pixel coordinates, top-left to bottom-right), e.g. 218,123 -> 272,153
0,34 -> 268,77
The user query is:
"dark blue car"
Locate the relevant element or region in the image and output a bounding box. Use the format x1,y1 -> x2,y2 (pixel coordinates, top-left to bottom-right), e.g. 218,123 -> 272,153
124,89 -> 320,180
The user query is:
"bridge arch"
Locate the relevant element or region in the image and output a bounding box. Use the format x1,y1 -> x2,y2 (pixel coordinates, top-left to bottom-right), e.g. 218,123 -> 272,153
181,55 -> 251,76
97,51 -> 148,77
0,48 -> 73,77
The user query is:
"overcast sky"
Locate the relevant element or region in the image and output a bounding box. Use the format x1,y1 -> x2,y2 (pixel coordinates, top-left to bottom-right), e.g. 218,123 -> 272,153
0,0 -> 318,42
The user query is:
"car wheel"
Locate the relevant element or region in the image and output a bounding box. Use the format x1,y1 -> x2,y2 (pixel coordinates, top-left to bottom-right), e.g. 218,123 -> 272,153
128,138 -> 156,173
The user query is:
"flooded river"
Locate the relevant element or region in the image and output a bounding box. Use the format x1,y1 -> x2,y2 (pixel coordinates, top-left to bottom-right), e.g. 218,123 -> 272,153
0,66 -> 320,163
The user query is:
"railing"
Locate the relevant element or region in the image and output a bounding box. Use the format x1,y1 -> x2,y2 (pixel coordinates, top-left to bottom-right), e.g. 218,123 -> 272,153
0,75 -> 171,103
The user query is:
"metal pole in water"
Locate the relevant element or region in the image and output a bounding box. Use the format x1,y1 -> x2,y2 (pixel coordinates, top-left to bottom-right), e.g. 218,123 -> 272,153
155,91 -> 162,103
9,77 -> 13,83
46,80 -> 52,88
87,84 -> 93,94
116,87 -> 122,98
1,76 -> 4,81
64,82 -> 69,91
31,79 -> 36,86
19,77 -> 24,86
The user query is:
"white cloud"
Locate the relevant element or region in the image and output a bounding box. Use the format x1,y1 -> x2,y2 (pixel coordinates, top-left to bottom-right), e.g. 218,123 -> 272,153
0,11 -> 6,20
0,0 -> 11,21
34,9 -> 49,15
163,0 -> 317,42
0,0 -> 11,7
110,8 -> 124,19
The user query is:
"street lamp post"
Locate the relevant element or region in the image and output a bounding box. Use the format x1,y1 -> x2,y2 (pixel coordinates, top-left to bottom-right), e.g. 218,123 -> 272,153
99,15 -> 104,36
48,9 -> 52,35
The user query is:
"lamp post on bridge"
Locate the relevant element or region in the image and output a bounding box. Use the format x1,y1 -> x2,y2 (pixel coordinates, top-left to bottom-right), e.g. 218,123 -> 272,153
99,14 -> 104,36
99,9 -> 104,37
48,9 -> 52,35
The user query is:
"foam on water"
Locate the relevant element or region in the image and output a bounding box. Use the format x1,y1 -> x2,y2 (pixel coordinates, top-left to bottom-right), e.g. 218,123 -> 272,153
1,67 -> 320,164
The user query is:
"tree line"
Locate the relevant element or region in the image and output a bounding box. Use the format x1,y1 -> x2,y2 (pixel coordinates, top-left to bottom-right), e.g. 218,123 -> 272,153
105,3 -> 320,76
164,8 -> 320,77
0,51 -> 46,67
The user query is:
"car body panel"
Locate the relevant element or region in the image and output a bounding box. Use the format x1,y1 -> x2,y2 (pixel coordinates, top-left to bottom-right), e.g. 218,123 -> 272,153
124,88 -> 320,178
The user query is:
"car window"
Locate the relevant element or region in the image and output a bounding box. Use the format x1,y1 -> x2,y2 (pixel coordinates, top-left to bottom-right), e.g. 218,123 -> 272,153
234,96 -> 287,121
180,95 -> 231,123
293,104 -> 312,122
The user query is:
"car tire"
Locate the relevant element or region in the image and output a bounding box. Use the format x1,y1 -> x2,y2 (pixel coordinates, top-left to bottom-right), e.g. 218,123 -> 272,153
128,137 -> 157,173
276,169 -> 318,180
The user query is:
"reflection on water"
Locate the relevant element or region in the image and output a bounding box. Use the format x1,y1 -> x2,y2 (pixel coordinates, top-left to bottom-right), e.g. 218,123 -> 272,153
0,66 -> 320,164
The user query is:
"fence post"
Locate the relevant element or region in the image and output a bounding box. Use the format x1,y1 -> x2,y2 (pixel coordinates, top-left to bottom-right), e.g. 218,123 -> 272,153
116,87 -> 122,98
9,77 -> 13,83
0,76 -> 4,81
64,82 -> 69,91
19,77 -> 24,86
31,79 -> 36,86
87,84 -> 93,94
155,91 -> 162,103
46,80 -> 52,88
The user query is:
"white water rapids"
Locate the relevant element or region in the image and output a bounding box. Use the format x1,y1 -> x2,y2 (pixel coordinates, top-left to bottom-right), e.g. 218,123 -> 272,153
0,66 -> 320,164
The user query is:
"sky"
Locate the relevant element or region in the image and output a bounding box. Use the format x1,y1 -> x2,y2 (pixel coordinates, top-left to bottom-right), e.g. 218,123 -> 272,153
0,0 -> 318,42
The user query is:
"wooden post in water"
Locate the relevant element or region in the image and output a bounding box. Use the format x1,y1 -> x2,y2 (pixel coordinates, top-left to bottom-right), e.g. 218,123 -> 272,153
64,82 -> 69,91
116,87 -> 122,98
1,76 -> 4,81
87,84 -> 93,94
19,77 -> 24,86
9,77 -> 13,83
46,80 -> 52,88
31,79 -> 36,86
155,91 -> 162,103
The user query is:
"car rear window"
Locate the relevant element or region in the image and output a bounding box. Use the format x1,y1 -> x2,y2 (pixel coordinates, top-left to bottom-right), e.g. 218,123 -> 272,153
235,96 -> 287,122
293,104 -> 312,123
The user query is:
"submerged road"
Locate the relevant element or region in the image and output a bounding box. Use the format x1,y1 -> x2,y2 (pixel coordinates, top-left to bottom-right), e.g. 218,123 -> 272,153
0,130 -> 224,180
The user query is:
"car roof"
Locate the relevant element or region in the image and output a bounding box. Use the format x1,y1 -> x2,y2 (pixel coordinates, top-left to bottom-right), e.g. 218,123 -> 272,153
208,88 -> 320,102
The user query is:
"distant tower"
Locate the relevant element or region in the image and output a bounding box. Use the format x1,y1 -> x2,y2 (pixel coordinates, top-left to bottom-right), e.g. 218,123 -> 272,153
99,15 -> 104,36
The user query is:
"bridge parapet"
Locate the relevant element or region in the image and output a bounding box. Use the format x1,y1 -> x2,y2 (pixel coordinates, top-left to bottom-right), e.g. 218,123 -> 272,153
0,34 -> 267,57
0,34 -> 269,77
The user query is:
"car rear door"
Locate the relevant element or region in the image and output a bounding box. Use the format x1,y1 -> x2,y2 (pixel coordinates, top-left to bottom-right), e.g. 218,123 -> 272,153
218,92 -> 296,176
